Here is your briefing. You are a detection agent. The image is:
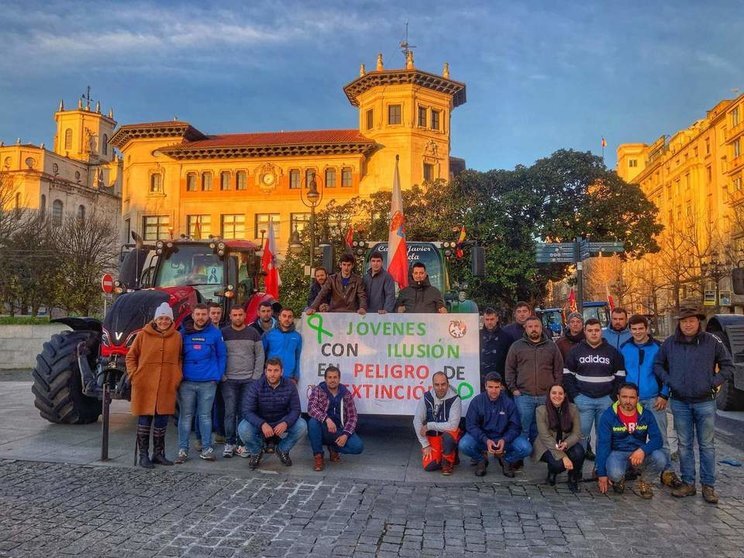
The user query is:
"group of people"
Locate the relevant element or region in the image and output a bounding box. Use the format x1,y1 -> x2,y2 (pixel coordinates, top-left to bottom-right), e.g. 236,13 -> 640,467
125,254 -> 733,505
475,302 -> 733,503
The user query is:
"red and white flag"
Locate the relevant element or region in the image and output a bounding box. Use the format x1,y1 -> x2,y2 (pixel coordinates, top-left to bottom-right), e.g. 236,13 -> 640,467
261,226 -> 281,299
605,285 -> 615,312
387,156 -> 409,288
345,225 -> 354,252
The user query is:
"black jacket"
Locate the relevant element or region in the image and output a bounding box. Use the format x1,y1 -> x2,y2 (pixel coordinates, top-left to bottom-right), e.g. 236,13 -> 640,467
480,325 -> 512,377
563,339 -> 625,400
396,277 -> 445,313
654,327 -> 735,402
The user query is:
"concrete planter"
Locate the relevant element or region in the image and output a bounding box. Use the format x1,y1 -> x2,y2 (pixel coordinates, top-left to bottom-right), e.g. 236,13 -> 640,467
0,324 -> 69,369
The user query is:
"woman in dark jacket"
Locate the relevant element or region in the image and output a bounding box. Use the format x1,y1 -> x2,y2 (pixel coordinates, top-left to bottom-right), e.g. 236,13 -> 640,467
533,383 -> 585,492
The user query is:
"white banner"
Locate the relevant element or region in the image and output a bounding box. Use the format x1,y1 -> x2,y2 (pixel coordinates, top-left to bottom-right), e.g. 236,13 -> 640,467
298,313 -> 480,415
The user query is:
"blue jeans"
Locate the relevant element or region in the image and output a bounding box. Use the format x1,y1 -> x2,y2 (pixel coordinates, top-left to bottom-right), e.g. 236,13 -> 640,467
574,394 -> 612,449
671,398 -> 717,486
307,418 -> 364,455
458,433 -> 532,464
178,381 -> 218,452
238,418 -> 308,455
605,449 -> 667,482
221,379 -> 253,445
640,397 -> 671,467
514,393 -> 545,442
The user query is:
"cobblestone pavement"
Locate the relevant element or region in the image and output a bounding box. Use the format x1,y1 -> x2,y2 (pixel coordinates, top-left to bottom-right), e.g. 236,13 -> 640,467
2,457 -> 744,558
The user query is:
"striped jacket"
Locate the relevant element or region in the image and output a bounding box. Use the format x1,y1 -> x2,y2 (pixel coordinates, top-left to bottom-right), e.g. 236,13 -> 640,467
563,339 -> 626,400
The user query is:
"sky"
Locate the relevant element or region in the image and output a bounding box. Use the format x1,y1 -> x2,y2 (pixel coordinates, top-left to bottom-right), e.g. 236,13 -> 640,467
1,0 -> 742,172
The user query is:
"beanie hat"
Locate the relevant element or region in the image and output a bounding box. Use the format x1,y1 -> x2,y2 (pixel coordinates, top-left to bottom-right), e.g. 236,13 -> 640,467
566,312 -> 583,322
154,302 -> 174,321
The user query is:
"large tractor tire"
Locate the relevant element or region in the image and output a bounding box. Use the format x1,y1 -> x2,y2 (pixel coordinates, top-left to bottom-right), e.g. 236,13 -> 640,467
32,330 -> 102,424
716,377 -> 744,411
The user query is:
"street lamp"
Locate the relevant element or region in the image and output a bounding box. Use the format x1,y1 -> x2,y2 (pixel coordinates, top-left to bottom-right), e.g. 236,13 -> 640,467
701,251 -> 728,311
300,173 -> 323,269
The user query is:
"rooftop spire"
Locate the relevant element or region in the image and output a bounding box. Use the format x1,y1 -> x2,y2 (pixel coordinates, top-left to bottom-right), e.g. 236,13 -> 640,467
376,53 -> 384,71
442,62 -> 450,79
359,63 -> 366,77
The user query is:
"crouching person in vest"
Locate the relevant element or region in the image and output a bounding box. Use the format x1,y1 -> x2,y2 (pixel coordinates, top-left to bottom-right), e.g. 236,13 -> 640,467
307,365 -> 364,471
413,371 -> 463,476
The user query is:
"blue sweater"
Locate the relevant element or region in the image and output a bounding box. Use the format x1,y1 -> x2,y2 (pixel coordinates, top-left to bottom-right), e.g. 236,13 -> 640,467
602,327 -> 631,350
654,328 -> 735,402
465,392 -> 521,444
242,375 -> 301,428
596,401 -> 663,477
620,337 -> 668,401
262,325 -> 302,380
180,322 -> 226,382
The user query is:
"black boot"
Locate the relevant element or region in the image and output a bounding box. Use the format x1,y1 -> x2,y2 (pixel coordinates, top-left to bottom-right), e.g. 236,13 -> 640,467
151,426 -> 173,466
137,424 -> 154,469
567,470 -> 580,493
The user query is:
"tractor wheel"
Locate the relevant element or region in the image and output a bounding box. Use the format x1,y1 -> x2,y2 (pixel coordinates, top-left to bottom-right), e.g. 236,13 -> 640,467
716,378 -> 744,411
32,330 -> 102,424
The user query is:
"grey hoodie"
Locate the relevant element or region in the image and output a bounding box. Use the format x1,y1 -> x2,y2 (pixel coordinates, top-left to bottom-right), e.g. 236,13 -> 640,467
413,386 -> 462,448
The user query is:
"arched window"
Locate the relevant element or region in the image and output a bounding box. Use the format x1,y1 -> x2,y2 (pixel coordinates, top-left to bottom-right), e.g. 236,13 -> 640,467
220,171 -> 230,191
150,173 -> 162,193
102,134 -> 108,155
186,173 -> 197,191
77,205 -> 86,221
64,129 -> 72,151
236,171 -> 247,190
52,200 -> 63,226
201,172 -> 212,191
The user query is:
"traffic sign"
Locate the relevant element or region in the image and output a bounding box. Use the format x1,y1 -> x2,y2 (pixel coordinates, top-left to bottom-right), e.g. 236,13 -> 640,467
101,273 -> 114,294
586,241 -> 624,254
535,242 -> 576,264
703,290 -> 716,306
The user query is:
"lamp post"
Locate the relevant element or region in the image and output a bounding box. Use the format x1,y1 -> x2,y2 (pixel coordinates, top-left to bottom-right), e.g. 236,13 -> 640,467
701,251 -> 727,312
300,174 -> 323,270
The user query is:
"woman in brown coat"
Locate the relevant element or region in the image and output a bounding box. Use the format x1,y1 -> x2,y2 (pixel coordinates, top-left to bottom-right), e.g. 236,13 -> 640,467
533,383 -> 585,492
125,302 -> 183,468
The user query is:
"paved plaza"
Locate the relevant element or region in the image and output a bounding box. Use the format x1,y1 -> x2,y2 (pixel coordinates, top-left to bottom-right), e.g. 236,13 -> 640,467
1,372 -> 744,557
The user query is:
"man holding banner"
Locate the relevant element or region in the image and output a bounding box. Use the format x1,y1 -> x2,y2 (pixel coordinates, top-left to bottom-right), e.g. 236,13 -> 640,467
308,253 -> 367,314
396,262 -> 447,314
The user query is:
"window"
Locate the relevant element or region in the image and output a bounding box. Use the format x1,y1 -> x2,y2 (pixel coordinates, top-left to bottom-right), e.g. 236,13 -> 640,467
255,213 -> 280,239
707,165 -> 712,184
341,167 -> 352,187
388,104 -> 401,125
64,129 -> 72,151
686,202 -> 692,218
236,171 -> 247,190
366,109 -> 374,130
705,137 -> 711,155
149,173 -> 162,194
186,173 -> 197,191
733,107 -> 740,127
735,177 -> 743,191
52,200 -> 63,226
187,215 -> 212,238
291,213 -> 311,235
221,214 -> 245,239
325,168 -> 336,188
220,171 -> 230,191
418,106 -> 427,127
40,194 -> 46,215
305,169 -> 316,188
734,138 -> 741,158
629,159 -> 638,168
143,215 -> 170,240
423,163 -> 435,183
430,110 -> 440,131
201,172 -> 212,191
289,169 -> 301,189
77,205 -> 86,221
102,134 -> 108,155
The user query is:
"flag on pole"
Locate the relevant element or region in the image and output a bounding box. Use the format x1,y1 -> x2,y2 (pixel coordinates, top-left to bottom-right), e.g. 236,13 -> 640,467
261,226 -> 281,299
345,225 -> 354,252
601,137 -> 607,149
567,288 -> 578,314
387,155 -> 409,289
455,225 -> 466,259
605,285 -> 615,312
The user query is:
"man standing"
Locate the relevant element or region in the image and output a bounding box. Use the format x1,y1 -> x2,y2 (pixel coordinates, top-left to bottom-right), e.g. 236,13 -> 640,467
556,312 -> 585,361
363,251 -> 396,314
307,366 -> 364,471
307,266 -> 331,311
603,307 -> 631,350
596,383 -> 667,499
250,300 -> 277,336
221,306 -> 264,458
459,372 -> 532,477
238,358 -> 307,469
654,306 -> 734,504
308,253 -> 367,314
505,316 -> 563,440
208,302 -> 223,328
620,314 -> 682,488
207,302 -> 225,443
396,262 -> 447,313
502,301 -> 532,344
563,318 -> 625,457
479,308 -> 512,390
413,371 -> 463,475
263,307 -> 302,382
175,303 -> 227,463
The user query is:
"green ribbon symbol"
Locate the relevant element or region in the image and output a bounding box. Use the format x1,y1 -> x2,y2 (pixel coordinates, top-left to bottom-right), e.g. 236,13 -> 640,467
307,314 -> 333,344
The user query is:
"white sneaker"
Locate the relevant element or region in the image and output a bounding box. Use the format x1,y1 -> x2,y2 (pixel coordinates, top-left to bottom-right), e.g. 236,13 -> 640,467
223,444 -> 234,458
199,447 -> 216,461
234,446 -> 251,458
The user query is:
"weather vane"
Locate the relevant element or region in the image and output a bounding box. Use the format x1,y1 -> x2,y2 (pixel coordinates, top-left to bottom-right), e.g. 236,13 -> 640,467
400,21 -> 416,60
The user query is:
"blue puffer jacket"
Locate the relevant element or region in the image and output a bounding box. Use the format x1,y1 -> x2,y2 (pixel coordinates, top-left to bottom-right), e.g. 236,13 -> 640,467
242,375 -> 301,428
465,392 -> 521,444
654,328 -> 735,402
262,324 -> 302,380
180,322 -> 227,382
596,401 -> 663,477
602,326 -> 631,350
620,337 -> 668,401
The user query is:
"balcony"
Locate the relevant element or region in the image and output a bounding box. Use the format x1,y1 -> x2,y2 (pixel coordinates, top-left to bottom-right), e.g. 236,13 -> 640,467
725,119 -> 744,143
726,154 -> 744,175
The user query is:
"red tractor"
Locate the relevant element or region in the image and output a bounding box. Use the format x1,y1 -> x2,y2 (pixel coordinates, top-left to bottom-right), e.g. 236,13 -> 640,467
31,236 -> 275,446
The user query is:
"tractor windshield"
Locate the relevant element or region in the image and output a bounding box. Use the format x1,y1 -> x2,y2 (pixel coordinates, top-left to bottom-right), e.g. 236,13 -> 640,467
154,244 -> 224,300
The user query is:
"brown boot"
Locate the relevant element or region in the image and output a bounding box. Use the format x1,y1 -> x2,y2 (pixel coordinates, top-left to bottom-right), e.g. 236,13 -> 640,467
329,448 -> 341,463
702,485 -> 719,504
441,460 -> 454,476
151,426 -> 173,466
672,483 -> 696,498
313,453 -> 325,472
